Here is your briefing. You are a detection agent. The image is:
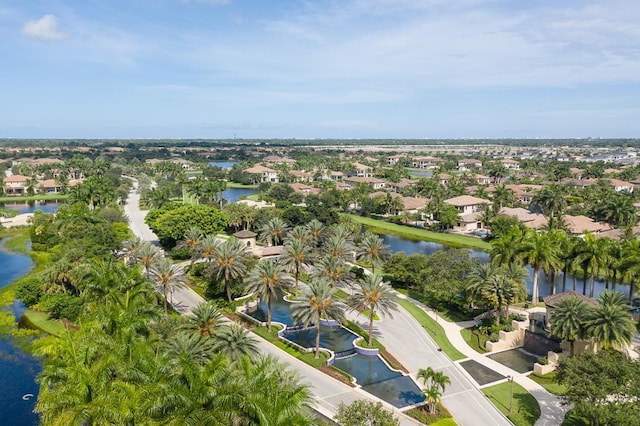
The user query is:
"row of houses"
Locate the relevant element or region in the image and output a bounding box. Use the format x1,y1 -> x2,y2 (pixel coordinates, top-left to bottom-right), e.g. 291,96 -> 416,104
2,175 -> 82,196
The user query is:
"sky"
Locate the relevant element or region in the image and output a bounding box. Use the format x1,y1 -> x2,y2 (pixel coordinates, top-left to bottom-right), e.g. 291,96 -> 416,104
1,0 -> 640,139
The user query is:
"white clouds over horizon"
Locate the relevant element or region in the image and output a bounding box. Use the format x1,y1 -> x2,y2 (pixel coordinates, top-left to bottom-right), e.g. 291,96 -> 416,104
3,0 -> 640,138
21,14 -> 68,41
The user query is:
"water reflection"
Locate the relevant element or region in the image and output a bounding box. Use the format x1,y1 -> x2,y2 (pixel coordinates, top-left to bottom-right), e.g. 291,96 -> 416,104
378,233 -> 614,298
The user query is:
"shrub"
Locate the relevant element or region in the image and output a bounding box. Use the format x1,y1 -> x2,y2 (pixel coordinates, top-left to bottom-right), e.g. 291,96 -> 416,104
15,277 -> 43,307
538,356 -> 548,365
171,246 -> 191,260
38,293 -> 83,321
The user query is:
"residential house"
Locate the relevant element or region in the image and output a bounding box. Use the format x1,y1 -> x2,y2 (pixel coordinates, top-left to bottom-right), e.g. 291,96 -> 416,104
562,214 -> 612,237
3,175 -> 30,196
444,195 -> 492,232
608,179 -> 634,193
244,165 -> 279,183
498,207 -> 547,229
474,174 -> 492,185
289,170 -> 314,183
289,183 -> 321,196
411,156 -> 442,169
352,162 -> 374,178
398,196 -> 429,214
170,158 -> 195,170
500,159 -> 520,170
387,155 -> 404,166
457,159 -> 482,171
263,156 -> 297,166
435,173 -> 451,186
386,178 -> 418,193
344,176 -> 386,190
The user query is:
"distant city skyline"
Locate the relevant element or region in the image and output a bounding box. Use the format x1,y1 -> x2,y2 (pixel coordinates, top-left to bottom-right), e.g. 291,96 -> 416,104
2,0 -> 640,139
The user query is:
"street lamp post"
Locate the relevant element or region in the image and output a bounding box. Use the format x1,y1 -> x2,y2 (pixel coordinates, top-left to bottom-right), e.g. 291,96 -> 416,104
507,375 -> 514,413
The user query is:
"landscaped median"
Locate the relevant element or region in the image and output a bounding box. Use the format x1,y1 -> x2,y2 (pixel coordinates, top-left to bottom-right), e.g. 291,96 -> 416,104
396,298 -> 466,361
343,214 -> 491,250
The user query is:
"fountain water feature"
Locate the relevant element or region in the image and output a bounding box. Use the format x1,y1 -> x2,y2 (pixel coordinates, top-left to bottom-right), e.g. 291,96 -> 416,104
245,292 -> 425,409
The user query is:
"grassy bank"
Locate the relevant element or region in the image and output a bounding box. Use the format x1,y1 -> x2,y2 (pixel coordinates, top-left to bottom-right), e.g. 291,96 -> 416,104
343,214 -> 491,250
0,194 -> 68,202
21,310 -> 65,337
460,327 -> 489,353
528,372 -> 567,396
397,298 -> 466,361
482,382 -> 541,426
251,324 -> 330,369
225,182 -> 259,189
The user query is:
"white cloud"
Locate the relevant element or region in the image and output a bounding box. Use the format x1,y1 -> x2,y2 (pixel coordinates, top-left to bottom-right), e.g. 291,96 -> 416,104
22,14 -> 68,41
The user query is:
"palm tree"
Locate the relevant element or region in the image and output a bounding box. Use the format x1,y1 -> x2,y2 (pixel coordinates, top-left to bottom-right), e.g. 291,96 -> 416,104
305,219 -> 325,249
574,233 -> 610,298
313,255 -> 349,288
532,184 -> 567,219
121,235 -> 145,266
245,261 -> 293,331
199,234 -> 221,264
189,301 -> 226,337
235,355 -> 314,425
355,232 -> 390,274
137,242 -> 160,277
417,367 -> 451,414
177,226 -> 203,269
151,257 -> 187,317
490,225 -> 525,266
518,230 -> 560,303
549,296 -> 588,356
347,274 -> 397,347
492,184 -> 515,209
212,323 -> 259,363
620,238 -> 640,300
259,217 -> 289,246
291,279 -> 346,358
287,225 -> 311,244
584,290 -> 635,350
208,237 -> 253,302
280,238 -> 310,289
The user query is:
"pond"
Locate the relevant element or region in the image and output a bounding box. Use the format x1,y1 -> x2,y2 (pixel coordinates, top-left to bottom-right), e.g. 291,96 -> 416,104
209,161 -> 236,169
0,200 -> 63,215
222,187 -> 258,203
0,239 -> 40,425
407,170 -> 432,178
378,233 -> 613,299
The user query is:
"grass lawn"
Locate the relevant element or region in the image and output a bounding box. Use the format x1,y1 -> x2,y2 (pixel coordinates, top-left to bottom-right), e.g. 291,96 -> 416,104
1,229 -> 31,254
225,182 -> 259,189
0,194 -> 68,202
482,382 -> 541,426
246,194 -> 261,201
528,372 -> 567,396
21,310 -> 66,337
396,298 -> 466,361
460,327 -> 489,353
343,214 -> 491,250
394,288 -> 481,322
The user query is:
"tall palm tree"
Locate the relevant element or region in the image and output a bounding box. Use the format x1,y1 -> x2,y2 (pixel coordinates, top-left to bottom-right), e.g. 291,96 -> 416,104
177,226 -> 203,268
287,225 -> 311,244
189,301 -> 226,337
151,257 -> 187,317
532,184 -> 567,219
347,273 -> 397,346
291,279 -> 346,358
280,238 -> 310,289
208,237 -> 253,302
620,238 -> 640,300
212,323 -> 259,363
490,225 -> 525,266
259,217 -> 289,246
120,235 -> 146,267
305,219 -> 325,249
492,184 -> 516,209
313,255 -> 349,288
549,296 -> 588,356
355,232 -> 390,274
574,233 -> 610,298
136,242 -> 160,277
584,290 -> 635,350
245,261 -> 293,331
518,230 -> 560,303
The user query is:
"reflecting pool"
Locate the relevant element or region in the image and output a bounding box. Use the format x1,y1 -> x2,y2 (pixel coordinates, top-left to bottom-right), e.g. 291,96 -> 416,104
487,349 -> 538,374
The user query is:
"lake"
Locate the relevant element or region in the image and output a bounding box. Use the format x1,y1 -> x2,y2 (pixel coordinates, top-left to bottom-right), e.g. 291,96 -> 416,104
378,233 -> 613,299
1,201 -> 63,215
222,187 -> 258,203
0,240 -> 39,425
209,161 -> 236,169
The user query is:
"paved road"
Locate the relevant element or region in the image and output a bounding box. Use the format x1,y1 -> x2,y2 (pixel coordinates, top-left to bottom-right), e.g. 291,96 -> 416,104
124,186 -> 422,425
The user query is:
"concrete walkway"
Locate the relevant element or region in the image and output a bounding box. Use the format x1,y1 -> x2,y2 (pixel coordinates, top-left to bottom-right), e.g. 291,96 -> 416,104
394,295 -> 569,426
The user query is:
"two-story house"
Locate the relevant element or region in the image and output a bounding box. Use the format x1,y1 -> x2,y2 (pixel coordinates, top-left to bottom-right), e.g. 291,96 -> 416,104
444,195 -> 492,232
244,165 -> 279,183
